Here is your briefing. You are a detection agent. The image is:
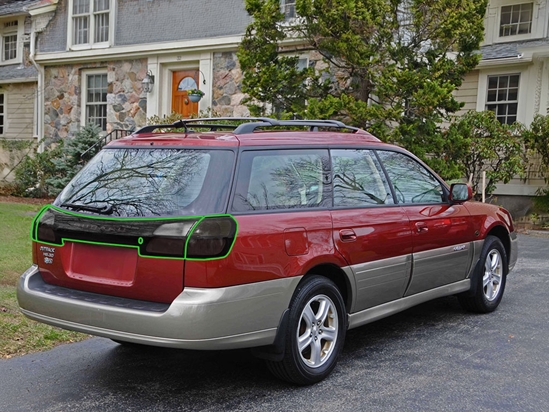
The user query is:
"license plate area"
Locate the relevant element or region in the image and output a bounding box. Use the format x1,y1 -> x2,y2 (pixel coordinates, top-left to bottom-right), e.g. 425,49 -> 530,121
65,242 -> 137,287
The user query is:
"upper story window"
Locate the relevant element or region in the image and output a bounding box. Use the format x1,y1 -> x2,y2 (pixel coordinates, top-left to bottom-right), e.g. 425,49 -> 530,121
500,3 -> 533,37
280,0 -> 297,20
485,74 -> 519,124
1,20 -> 18,63
70,0 -> 112,48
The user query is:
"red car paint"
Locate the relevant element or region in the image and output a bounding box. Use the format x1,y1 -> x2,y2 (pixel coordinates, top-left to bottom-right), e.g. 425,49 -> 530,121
31,127 -> 515,303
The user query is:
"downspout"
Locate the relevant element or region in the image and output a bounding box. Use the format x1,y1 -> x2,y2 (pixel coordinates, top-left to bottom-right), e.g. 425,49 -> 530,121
28,30 -> 45,152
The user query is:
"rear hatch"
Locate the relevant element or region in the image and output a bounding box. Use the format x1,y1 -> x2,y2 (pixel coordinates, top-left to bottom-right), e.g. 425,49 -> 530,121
32,146 -> 236,303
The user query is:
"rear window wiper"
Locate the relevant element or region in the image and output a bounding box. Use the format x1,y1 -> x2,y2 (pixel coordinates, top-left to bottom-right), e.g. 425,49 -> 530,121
61,202 -> 113,215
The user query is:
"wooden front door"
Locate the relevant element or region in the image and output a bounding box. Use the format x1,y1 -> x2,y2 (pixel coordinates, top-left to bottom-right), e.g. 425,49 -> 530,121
172,71 -> 199,118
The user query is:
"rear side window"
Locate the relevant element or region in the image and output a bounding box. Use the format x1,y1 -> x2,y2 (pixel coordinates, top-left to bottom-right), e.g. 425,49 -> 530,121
331,149 -> 394,206
232,149 -> 330,211
376,151 -> 444,204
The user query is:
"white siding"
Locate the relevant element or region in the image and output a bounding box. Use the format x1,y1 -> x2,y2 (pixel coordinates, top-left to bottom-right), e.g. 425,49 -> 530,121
455,70 -> 479,116
1,82 -> 36,140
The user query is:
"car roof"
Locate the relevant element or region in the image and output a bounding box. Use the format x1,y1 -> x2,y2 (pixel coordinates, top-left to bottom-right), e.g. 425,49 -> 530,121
106,117 -> 389,149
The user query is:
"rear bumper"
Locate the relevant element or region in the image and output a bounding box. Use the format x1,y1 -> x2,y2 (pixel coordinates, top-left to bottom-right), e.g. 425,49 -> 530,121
17,265 -> 300,350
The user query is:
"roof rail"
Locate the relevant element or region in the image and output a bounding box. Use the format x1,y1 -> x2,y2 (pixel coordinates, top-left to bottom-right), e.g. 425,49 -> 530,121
134,117 -> 274,134
134,117 -> 361,135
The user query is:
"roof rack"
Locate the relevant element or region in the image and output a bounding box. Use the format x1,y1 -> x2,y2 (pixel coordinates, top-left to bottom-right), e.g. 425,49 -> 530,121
134,117 -> 361,135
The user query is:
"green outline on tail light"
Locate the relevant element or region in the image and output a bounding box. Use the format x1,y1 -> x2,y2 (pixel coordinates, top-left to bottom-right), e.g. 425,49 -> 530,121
30,204 -> 238,261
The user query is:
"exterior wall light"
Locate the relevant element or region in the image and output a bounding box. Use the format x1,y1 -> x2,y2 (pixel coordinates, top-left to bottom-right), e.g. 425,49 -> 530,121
142,70 -> 155,93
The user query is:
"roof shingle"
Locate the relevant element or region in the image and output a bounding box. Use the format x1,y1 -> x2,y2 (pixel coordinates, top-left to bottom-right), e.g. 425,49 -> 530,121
0,0 -> 39,16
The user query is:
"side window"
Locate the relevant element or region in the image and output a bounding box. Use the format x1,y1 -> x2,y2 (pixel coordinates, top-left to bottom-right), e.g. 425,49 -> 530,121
377,151 -> 444,204
82,70 -> 108,130
232,150 -> 329,212
331,149 -> 394,207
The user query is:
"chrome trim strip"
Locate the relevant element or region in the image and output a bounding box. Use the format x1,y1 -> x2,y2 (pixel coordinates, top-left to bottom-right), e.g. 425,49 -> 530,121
405,243 -> 472,296
344,255 -> 412,312
509,232 -> 518,272
467,239 -> 485,278
348,279 -> 471,330
17,265 -> 301,350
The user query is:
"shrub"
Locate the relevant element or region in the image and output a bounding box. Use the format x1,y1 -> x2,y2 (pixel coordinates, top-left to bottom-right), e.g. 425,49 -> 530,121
45,124 -> 102,195
13,142 -> 64,198
12,124 -> 102,198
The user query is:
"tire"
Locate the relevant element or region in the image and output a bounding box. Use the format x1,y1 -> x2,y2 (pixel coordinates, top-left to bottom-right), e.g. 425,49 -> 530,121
458,235 -> 508,313
266,276 -> 347,385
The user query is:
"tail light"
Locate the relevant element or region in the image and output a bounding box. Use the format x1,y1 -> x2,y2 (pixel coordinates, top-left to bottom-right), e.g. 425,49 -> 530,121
144,221 -> 196,258
186,217 -> 238,259
32,205 -> 237,260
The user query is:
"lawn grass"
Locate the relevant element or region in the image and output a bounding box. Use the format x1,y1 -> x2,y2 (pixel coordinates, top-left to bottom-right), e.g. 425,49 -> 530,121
0,201 -> 87,358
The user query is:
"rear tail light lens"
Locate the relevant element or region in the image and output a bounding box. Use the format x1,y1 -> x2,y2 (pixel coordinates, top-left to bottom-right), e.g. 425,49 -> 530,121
145,221 -> 196,257
186,217 -> 237,259
35,209 -> 57,243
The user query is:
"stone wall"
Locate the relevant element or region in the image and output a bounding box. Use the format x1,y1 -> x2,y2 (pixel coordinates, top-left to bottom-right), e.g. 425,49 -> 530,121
43,58 -> 147,141
212,52 -> 249,117
107,59 -> 148,131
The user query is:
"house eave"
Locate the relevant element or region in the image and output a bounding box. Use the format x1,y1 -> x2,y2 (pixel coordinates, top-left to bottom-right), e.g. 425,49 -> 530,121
477,55 -> 533,68
0,76 -> 37,85
35,36 -> 244,65
26,0 -> 59,16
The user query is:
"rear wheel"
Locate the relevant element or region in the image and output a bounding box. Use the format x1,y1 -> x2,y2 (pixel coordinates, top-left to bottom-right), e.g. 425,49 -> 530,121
458,235 -> 508,313
267,276 -> 346,385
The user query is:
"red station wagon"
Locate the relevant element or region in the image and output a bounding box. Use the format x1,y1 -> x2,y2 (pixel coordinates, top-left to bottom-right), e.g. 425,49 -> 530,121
18,118 -> 518,384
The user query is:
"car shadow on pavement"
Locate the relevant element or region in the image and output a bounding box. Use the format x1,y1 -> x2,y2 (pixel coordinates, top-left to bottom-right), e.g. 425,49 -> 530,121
78,296 -> 470,405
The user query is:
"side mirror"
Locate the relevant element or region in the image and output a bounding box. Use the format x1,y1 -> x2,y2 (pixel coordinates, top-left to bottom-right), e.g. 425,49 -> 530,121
449,183 -> 473,204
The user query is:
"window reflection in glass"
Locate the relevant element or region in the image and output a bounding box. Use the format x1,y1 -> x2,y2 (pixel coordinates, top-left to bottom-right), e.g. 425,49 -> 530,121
56,148 -> 234,217
232,150 -> 329,211
377,151 -> 444,204
332,149 -> 394,206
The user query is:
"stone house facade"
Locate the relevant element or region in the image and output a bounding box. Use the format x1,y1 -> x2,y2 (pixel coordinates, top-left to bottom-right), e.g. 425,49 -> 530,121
28,0 -> 252,143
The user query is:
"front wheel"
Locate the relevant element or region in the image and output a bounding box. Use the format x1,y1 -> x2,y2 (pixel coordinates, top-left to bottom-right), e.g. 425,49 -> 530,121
266,276 -> 347,385
458,235 -> 508,313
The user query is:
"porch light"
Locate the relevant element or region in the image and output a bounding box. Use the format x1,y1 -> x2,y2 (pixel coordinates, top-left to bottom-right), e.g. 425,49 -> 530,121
142,70 -> 155,93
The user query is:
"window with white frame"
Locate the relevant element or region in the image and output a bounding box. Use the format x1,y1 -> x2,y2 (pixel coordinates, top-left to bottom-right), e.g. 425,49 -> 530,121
71,0 -> 112,47
1,20 -> 18,63
0,93 -> 4,135
83,71 -> 108,130
280,0 -> 297,20
500,3 -> 533,37
485,74 -> 519,124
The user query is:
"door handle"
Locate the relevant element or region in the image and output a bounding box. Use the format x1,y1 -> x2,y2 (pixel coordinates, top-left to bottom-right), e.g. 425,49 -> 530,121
339,229 -> 357,242
415,222 -> 428,233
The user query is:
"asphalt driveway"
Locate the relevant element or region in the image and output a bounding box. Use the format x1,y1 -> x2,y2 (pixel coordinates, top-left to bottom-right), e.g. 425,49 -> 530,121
0,234 -> 547,412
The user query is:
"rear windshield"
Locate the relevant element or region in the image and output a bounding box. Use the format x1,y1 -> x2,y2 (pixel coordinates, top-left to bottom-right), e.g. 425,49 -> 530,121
55,148 -> 235,217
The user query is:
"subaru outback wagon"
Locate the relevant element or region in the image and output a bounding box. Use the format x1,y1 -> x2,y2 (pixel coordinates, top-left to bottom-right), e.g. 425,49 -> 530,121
18,117 -> 518,385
